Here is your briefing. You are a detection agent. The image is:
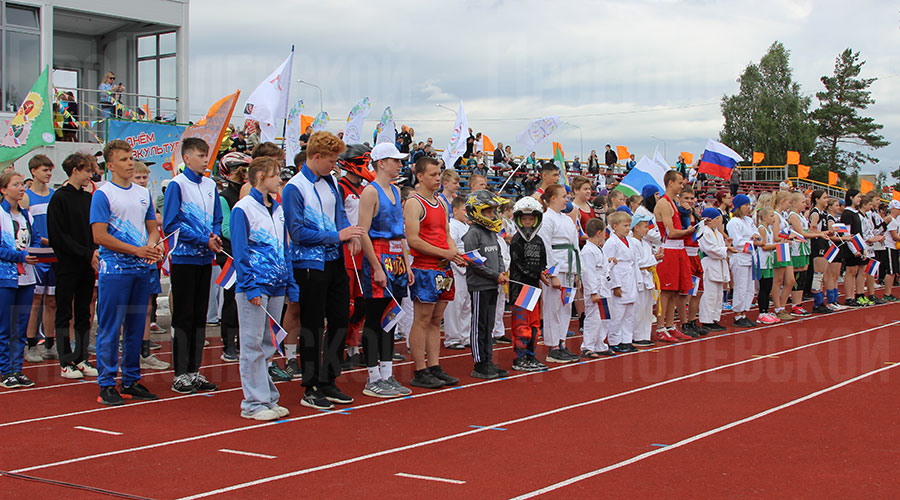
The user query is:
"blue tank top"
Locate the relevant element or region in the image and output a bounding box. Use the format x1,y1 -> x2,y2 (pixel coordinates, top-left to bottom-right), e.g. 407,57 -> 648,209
369,182 -> 404,240
26,188 -> 53,248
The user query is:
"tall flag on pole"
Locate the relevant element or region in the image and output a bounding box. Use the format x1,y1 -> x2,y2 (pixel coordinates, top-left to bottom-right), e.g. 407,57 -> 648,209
0,66 -> 55,165
172,91 -> 240,173
375,107 -> 395,145
441,100 -> 469,169
752,152 -> 765,164
616,146 -> 630,161
343,97 -> 371,144
310,111 -> 329,133
553,142 -> 567,186
614,156 -> 667,197
515,116 -> 562,156
697,139 -> 744,180
513,284 -> 541,312
828,171 -> 839,186
214,256 -> 237,289
243,51 -> 294,143
786,151 -> 800,165
285,99 -> 304,166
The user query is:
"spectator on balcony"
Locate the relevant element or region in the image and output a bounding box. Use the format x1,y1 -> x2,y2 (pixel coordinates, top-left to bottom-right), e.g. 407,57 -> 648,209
729,166 -> 742,196
571,156 -> 582,173
676,155 -> 688,178
493,142 -> 506,168
525,152 -> 538,171
604,145 -> 617,172
588,150 -> 601,174
59,92 -> 79,143
779,177 -> 792,191
98,72 -> 124,118
625,154 -> 636,173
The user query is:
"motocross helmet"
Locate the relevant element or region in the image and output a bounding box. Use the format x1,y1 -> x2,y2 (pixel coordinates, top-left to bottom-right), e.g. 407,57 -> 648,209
513,196 -> 544,241
219,151 -> 251,179
338,143 -> 375,182
466,190 -> 506,233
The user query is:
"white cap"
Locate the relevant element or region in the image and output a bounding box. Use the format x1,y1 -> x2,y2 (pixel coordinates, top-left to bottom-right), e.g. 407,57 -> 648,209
370,142 -> 408,162
889,200 -> 900,210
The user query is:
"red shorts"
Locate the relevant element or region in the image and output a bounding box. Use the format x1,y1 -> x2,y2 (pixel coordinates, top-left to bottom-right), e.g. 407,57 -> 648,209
688,254 -> 703,292
657,248 -> 692,294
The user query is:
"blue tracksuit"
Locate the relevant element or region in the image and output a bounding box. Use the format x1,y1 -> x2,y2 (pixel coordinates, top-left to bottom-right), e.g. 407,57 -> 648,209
0,200 -> 36,376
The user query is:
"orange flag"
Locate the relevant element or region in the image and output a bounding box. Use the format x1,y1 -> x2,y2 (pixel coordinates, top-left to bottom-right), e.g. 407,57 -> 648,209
300,114 -> 314,135
482,134 -> 495,152
171,90 -> 240,174
861,179 -> 874,194
893,190 -> 900,202
552,141 -> 565,157
798,164 -> 810,179
828,171 -> 838,186
786,151 -> 800,165
616,145 -> 629,160
680,152 -> 694,164
752,152 -> 765,164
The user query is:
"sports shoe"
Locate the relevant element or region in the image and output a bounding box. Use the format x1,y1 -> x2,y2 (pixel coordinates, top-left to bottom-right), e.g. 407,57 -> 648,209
883,294 -> 899,302
619,343 -> 639,353
513,356 -> 538,372
268,361 -> 292,382
410,369 -> 444,389
669,328 -> 693,341
868,295 -> 886,305
682,322 -> 702,338
812,304 -> 832,314
191,372 -> 218,392
120,382 -> 158,401
757,313 -> 778,324
702,322 -> 727,332
363,379 -> 400,398
150,322 -> 166,334
596,349 -> 616,356
0,374 -> 19,389
341,352 -> 361,371
566,330 -> 576,337
384,376 -> 411,395
300,387 -> 334,410
220,350 -> 239,362
206,321 -> 220,327
41,345 -> 58,359
859,296 -> 873,306
733,317 -> 754,328
76,361 -> 98,377
471,363 -> 498,379
776,310 -> 795,320
656,330 -> 677,343
61,364 -> 84,379
791,306 -> 810,316
241,408 -> 279,421
527,354 -> 550,369
559,346 -> 580,360
268,404 -> 289,418
428,365 -> 459,386
609,344 -> 630,354
98,386 -> 124,406
546,348 -> 575,363
148,340 -> 162,350
24,345 -> 43,363
722,302 -> 733,311
392,350 -> 406,361
633,340 -> 655,347
695,323 -> 711,335
321,384 -> 353,404
172,374 -> 196,394
831,302 -> 849,311
494,336 -> 512,344
14,372 -> 34,387
490,363 -> 510,378
141,354 -> 170,370
445,342 -> 466,350
284,358 -> 301,379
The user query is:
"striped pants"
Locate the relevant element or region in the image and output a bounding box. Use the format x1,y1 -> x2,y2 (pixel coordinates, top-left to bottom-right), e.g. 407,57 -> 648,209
469,289 -> 498,364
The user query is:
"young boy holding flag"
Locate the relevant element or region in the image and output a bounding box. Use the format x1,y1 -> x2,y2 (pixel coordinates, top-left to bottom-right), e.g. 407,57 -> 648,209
631,213 -> 661,346
508,196 -> 549,371
699,208 -> 733,330
603,211 -> 640,353
726,194 -> 758,327
580,217 -> 614,357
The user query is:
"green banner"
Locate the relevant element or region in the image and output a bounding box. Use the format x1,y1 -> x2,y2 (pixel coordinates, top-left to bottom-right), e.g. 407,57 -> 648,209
0,66 -> 55,165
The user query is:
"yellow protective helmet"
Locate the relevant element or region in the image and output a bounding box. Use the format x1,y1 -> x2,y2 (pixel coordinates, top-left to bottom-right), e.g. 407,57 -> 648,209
465,190 -> 506,233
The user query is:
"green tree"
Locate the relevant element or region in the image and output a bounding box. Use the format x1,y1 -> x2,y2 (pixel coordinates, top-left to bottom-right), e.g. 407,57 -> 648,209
720,41 -> 817,171
811,48 -> 888,181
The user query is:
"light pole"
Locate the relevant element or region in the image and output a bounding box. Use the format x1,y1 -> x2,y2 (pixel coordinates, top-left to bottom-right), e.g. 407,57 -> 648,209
650,135 -> 667,161
296,79 -> 323,113
564,121 -> 583,159
435,103 -> 457,115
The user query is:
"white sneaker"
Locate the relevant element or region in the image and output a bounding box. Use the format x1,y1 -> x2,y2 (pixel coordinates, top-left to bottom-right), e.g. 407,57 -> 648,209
150,322 -> 166,334
24,345 -> 43,363
76,361 -> 98,377
61,365 -> 84,379
140,354 -> 170,370
268,405 -> 289,418
240,408 -> 279,421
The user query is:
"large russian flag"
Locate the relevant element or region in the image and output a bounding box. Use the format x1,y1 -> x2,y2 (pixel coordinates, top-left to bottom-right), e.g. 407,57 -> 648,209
698,139 -> 744,180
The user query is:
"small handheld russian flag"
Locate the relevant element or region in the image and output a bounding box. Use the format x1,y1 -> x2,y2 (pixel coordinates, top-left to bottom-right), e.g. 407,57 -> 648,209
692,221 -> 705,242
499,227 -> 507,238
849,234 -> 866,254
546,263 -> 559,276
742,242 -> 754,254
214,256 -> 237,289
27,247 -> 57,263
832,223 -> 850,235
775,243 -> 791,263
513,284 -> 541,312
463,250 -> 486,266
561,286 -> 575,305
790,230 -> 807,242
778,228 -> 792,239
598,297 -> 611,320
381,299 -> 402,332
688,276 -> 700,296
865,259 -> 880,277
824,244 -> 839,263
267,316 -> 288,356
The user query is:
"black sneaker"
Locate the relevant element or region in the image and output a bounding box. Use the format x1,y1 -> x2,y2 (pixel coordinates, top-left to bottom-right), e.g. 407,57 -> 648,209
471,363 -> 498,379
14,372 -> 34,387
172,374 -> 196,394
633,340 -> 655,347
695,323 -> 711,336
428,365 -> 459,386
268,361 -> 292,382
192,373 -> 218,392
490,363 -> 509,378
220,350 -> 239,362
97,386 -> 124,406
869,295 -> 886,305
812,304 -> 832,314
733,317 -> 754,328
300,387 -> 334,410
847,298 -> 862,307
120,382 -> 158,401
883,294 -> 898,302
702,322 -> 727,332
392,350 -> 406,361
560,346 -> 580,360
527,354 -> 549,370
546,348 -> 575,363
610,344 -> 630,354
620,343 -> 638,353
0,374 -> 19,389
512,356 -> 537,372
321,384 -> 353,404
495,336 -> 512,344
410,369 -> 444,389
284,358 -> 301,379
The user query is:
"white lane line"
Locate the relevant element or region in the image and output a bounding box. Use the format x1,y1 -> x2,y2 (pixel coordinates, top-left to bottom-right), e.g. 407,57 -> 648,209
218,449 -> 277,460
510,360 -> 900,499
395,472 -> 465,485
73,425 -> 122,436
168,320 -> 900,500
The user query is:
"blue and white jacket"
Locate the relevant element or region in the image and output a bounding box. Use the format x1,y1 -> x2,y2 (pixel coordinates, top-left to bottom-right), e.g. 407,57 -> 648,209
282,164 -> 350,270
90,181 -> 155,275
0,200 -> 28,288
163,167 -> 223,265
231,188 -> 298,301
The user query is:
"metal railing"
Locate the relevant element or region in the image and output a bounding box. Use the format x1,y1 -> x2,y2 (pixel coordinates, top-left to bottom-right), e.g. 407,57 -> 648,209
51,87 -> 178,143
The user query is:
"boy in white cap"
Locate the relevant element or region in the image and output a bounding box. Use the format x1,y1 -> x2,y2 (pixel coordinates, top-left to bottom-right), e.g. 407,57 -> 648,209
699,207 -> 734,330
631,212 -> 661,347
726,194 -> 758,327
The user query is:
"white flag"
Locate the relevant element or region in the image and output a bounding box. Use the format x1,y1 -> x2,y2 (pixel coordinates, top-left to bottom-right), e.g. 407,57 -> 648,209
515,116 -> 561,155
441,100 -> 468,169
242,51 -> 294,143
375,107 -> 395,145
343,97 -> 371,144
285,99 -> 304,166
653,148 -> 669,171
311,111 -> 329,132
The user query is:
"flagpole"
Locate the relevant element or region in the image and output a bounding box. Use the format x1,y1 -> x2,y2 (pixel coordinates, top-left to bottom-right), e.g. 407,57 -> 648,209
281,44 -> 295,149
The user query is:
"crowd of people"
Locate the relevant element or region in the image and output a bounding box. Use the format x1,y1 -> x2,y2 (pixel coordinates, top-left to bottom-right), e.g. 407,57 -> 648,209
1,129 -> 896,422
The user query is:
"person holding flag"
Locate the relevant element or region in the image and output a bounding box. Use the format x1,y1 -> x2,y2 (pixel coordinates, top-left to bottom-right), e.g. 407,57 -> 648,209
808,190 -> 834,313
726,194 -> 759,327
839,189 -> 867,307
508,197 -> 549,370
230,157 -> 297,421
580,217 -> 615,357
882,200 -> 900,302
23,155 -> 57,362
357,143 -> 414,398
654,170 -> 697,342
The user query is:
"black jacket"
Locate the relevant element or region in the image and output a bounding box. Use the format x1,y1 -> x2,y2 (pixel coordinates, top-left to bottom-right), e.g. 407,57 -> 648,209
508,232 -> 547,301
47,183 -> 96,270
605,149 -> 618,167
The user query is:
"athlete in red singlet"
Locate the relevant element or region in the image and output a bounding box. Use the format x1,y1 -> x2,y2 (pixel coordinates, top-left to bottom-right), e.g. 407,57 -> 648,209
654,171 -> 695,341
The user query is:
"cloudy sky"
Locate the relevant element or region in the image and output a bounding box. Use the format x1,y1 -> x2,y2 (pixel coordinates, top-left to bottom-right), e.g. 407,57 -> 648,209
188,0 -> 899,175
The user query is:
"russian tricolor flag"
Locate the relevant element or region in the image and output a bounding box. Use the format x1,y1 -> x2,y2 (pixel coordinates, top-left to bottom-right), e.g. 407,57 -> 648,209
27,247 -> 56,263
215,256 -> 237,289
790,230 -> 807,242
546,264 -> 559,276
381,299 -> 402,331
514,284 -> 541,312
832,223 -> 850,235
560,286 -> 575,305
742,242 -> 754,254
268,316 -> 288,356
463,250 -> 486,266
697,139 -> 744,180
598,297 -> 611,320
849,234 -> 866,254
824,244 -> 839,263
775,243 -> 791,263
865,259 -> 880,277
688,276 -> 700,296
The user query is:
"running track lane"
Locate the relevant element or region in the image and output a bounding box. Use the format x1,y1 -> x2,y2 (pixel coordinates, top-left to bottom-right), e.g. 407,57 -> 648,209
2,310 -> 893,498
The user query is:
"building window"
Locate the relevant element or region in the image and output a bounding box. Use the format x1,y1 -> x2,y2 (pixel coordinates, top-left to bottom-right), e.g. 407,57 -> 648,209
2,2 -> 41,112
136,31 -> 176,119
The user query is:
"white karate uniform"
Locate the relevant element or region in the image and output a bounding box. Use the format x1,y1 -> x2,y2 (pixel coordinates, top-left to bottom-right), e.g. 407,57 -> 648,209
539,209 -> 580,348
726,215 -> 756,315
444,218 -> 471,347
632,236 -> 657,343
603,234 -> 640,346
580,240 -> 610,352
493,218 -> 513,339
698,227 -> 730,324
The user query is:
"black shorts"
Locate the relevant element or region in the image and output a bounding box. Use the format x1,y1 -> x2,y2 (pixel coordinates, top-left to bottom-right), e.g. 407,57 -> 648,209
839,245 -> 866,267
887,249 -> 900,275
810,238 -> 829,258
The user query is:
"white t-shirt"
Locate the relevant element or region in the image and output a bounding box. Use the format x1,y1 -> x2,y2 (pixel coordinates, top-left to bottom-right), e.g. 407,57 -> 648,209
10,211 -> 35,286
886,218 -> 900,249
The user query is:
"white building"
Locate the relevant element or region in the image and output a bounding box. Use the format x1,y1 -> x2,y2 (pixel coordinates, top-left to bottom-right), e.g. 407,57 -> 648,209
1,0 -> 189,181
